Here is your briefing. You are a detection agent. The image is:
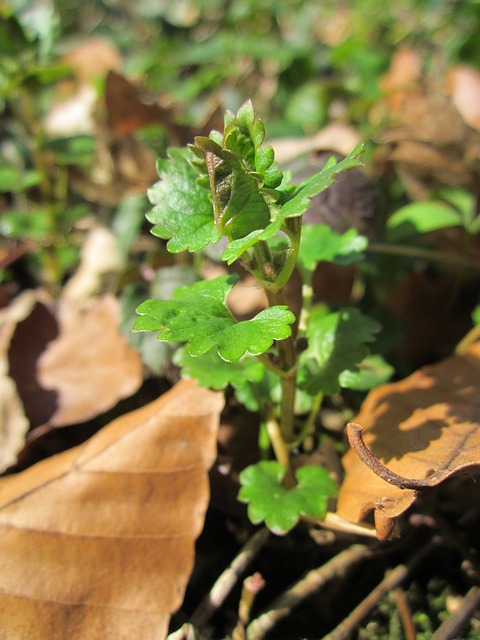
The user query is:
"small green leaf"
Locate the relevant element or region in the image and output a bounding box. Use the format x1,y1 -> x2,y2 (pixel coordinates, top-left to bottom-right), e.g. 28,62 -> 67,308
173,347 -> 264,389
279,144 -> 364,220
238,461 -> 337,535
339,354 -> 394,391
222,218 -> 283,264
299,307 -> 381,395
0,162 -> 42,193
472,305 -> 480,326
386,201 -> 462,242
298,224 -> 368,273
147,147 -> 220,252
255,145 -> 275,173
133,275 -> 295,362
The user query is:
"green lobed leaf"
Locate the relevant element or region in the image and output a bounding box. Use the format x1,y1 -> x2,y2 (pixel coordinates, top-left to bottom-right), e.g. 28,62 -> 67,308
278,144 -> 365,220
147,147 -> 220,252
385,201 -> 463,242
338,353 -> 394,391
238,461 -> 337,535
133,275 -> 295,362
173,347 -> 264,390
298,306 -> 381,396
298,224 -> 368,273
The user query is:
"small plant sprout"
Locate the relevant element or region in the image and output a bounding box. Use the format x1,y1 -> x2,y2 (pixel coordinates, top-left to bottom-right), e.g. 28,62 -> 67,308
133,100 -> 391,534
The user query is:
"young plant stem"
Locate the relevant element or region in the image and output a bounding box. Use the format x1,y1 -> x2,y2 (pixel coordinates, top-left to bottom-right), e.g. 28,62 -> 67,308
265,409 -> 291,473
290,391 -> 323,450
297,278 -> 313,338
455,323 -> 480,354
265,285 -> 297,443
367,242 -> 480,273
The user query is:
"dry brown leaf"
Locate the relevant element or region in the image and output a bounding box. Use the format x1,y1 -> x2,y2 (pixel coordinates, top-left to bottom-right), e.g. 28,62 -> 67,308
445,64 -> 480,133
373,49 -> 480,199
37,294 -> 142,428
62,226 -> 124,302
271,123 -> 361,164
0,290 -> 59,435
336,342 -> 480,539
0,379 -> 224,639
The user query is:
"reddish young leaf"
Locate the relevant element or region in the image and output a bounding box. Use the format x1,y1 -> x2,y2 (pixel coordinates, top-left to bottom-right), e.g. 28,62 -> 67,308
0,379 -> 224,639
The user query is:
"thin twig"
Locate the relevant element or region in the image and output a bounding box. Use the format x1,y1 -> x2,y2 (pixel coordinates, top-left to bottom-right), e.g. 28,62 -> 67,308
431,586 -> 480,640
323,539 -> 437,640
246,544 -> 373,639
395,587 -> 416,640
190,527 -> 270,628
346,423 -> 447,490
367,242 -> 480,273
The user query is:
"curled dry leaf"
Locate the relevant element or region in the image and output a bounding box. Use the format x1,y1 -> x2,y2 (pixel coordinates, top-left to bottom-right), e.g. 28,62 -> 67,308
0,379 -> 224,640
37,294 -> 142,429
336,342 -> 480,539
0,290 -> 59,459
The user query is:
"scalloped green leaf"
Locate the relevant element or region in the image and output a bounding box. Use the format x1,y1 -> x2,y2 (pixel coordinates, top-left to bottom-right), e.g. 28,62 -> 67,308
238,461 -> 337,534
146,147 -> 220,253
298,307 -> 381,396
173,347 -> 264,390
339,354 -> 394,391
133,275 -> 295,362
279,144 -> 364,220
298,224 -> 368,273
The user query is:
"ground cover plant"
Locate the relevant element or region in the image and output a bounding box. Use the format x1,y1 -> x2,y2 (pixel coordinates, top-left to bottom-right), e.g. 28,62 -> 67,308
1,1 -> 480,639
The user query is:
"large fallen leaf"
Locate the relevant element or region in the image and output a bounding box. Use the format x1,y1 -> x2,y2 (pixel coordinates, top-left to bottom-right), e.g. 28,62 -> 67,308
38,294 -> 142,428
336,342 -> 480,539
0,379 -> 224,639
0,290 -> 58,444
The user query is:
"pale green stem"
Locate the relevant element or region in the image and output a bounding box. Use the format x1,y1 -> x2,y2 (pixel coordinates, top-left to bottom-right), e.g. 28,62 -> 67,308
256,353 -> 292,379
265,288 -> 297,443
455,324 -> 480,354
289,391 -> 323,450
265,410 -> 290,472
367,242 -> 480,273
297,274 -> 313,339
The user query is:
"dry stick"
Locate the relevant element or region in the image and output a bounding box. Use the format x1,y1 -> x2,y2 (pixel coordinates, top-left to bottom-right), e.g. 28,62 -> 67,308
431,586 -> 480,640
394,587 -> 417,640
190,527 -> 270,628
346,423 -> 447,490
322,539 -> 437,640
246,544 -> 372,640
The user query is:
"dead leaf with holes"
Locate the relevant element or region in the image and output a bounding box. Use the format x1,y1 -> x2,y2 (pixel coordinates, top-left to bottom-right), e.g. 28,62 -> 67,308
336,342 -> 480,540
0,379 -> 224,639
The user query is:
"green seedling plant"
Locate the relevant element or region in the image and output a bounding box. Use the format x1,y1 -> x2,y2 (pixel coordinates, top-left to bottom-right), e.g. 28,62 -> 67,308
133,100 -> 392,534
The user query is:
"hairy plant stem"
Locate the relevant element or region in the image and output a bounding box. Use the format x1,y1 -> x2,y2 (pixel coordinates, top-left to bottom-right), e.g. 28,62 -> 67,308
265,288 -> 297,443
